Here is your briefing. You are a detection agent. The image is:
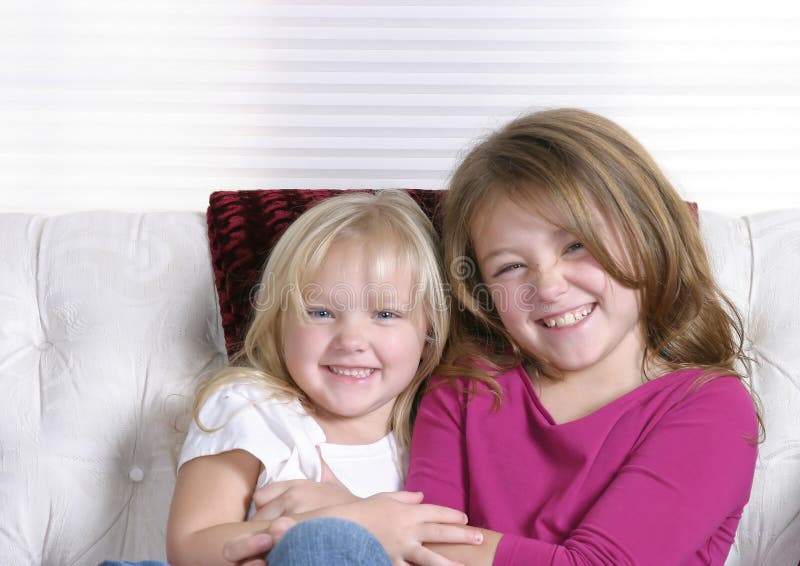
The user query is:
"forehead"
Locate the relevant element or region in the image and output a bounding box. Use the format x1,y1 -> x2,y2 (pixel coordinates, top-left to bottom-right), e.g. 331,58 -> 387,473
471,191 -> 561,240
306,238 -> 416,289
302,243 -> 418,312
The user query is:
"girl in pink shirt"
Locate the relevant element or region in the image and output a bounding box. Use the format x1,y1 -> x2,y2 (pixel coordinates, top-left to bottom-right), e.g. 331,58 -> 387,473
404,108 -> 759,565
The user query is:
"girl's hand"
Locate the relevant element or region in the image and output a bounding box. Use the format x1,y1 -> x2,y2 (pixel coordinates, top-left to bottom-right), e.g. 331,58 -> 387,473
335,491 -> 484,566
251,451 -> 358,521
221,518 -> 297,565
221,531 -> 272,566
250,479 -> 359,521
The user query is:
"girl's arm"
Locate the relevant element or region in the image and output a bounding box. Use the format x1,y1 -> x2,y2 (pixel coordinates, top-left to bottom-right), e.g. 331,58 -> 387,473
169,450 -> 484,566
423,530 -> 503,566
166,449 -> 272,566
284,491 -> 487,566
221,492 -> 486,566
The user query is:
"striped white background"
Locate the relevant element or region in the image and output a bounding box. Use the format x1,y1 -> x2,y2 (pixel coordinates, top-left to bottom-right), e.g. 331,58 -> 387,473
1,1 -> 799,214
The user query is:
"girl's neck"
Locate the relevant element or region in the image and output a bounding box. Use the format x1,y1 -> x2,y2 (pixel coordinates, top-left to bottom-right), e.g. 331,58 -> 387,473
575,324 -> 650,385
312,410 -> 391,445
527,329 -> 660,424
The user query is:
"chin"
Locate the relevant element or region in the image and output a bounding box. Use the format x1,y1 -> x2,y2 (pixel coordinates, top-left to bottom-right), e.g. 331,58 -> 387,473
546,355 -> 600,374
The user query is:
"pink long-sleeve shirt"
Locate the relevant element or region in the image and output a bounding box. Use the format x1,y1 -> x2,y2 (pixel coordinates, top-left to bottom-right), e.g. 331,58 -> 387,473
406,367 -> 758,565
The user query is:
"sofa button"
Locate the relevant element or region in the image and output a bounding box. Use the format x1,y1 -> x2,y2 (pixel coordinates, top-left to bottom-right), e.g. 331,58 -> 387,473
128,465 -> 145,483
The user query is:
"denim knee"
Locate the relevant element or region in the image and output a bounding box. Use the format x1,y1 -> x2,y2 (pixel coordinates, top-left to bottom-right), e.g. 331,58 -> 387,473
268,517 -> 392,566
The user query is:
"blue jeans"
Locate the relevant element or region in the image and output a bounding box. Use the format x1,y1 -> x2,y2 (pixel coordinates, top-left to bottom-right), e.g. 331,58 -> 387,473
269,517 -> 392,566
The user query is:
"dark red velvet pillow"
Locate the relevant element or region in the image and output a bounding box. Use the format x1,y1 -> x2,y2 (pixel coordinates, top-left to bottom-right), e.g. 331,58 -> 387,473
206,189 -> 444,356
206,189 -> 698,358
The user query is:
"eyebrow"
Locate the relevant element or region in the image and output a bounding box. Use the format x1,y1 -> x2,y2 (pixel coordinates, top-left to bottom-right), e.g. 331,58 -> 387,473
476,248 -> 517,265
476,227 -> 575,265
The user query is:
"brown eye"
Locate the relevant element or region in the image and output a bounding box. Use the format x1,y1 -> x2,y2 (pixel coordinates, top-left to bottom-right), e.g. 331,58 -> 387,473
494,263 -> 523,277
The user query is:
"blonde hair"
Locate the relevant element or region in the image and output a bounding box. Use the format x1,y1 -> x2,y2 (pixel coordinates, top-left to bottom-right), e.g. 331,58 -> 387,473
195,190 -> 448,447
441,108 -> 756,417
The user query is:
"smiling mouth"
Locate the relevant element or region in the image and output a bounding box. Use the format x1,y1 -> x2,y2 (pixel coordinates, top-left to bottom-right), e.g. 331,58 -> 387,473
327,366 -> 376,379
538,304 -> 595,328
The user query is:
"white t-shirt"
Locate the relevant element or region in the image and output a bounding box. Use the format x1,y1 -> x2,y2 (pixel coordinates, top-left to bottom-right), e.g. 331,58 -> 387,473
179,381 -> 407,503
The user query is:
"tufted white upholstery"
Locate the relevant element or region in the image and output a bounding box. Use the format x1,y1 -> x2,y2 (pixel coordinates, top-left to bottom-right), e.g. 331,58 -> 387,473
0,209 -> 798,566
0,213 -> 227,565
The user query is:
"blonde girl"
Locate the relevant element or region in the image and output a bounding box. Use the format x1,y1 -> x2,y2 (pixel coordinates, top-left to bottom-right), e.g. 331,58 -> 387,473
403,108 -> 760,565
166,190 -> 481,566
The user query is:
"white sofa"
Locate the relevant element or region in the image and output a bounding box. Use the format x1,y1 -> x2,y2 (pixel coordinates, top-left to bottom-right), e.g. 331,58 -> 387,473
1,207 -> 798,566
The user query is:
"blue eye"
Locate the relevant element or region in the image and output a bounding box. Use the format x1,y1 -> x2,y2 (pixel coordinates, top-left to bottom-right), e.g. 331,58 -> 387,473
566,242 -> 584,253
308,309 -> 332,318
376,311 -> 398,320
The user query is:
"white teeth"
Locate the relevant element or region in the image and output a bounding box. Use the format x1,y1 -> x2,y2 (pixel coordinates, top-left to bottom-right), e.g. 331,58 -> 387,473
329,366 -> 375,378
543,306 -> 593,328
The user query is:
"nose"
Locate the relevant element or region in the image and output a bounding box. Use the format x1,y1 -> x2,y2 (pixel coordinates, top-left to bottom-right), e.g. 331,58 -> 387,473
531,262 -> 569,304
332,317 -> 369,352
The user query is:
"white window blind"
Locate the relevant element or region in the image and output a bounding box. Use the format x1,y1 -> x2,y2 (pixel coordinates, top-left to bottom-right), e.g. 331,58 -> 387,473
0,1 -> 798,214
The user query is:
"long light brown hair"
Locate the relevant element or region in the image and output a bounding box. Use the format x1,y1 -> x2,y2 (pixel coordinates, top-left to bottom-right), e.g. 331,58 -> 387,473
194,190 -> 449,447
440,108 -> 759,428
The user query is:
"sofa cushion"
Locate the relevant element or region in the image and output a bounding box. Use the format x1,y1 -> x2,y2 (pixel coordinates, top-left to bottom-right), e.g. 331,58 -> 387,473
0,212 -> 228,564
699,209 -> 800,565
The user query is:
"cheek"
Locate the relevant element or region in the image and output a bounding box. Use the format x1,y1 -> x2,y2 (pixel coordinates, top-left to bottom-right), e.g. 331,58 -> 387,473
602,276 -> 642,323
616,286 -> 642,321
491,281 -> 537,320
280,328 -> 303,373
382,327 -> 427,363
282,321 -> 323,362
